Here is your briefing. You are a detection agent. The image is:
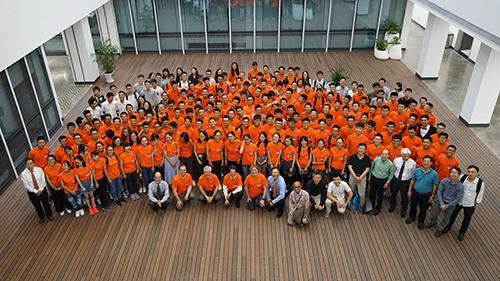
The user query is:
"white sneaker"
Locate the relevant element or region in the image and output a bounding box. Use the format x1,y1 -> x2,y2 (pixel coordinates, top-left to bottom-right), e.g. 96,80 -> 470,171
96,198 -> 101,205
79,209 -> 85,216
324,213 -> 329,219
302,218 -> 309,225
66,208 -> 72,214
75,211 -> 80,218
59,211 -> 65,216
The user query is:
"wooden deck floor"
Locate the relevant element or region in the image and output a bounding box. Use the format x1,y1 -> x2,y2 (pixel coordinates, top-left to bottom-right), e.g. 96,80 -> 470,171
1,51 -> 499,281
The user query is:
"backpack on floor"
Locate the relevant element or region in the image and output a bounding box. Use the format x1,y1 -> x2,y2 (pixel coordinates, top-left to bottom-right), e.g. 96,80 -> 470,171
349,191 -> 360,213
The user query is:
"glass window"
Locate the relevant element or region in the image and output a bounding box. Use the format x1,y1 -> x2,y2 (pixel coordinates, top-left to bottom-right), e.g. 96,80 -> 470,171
43,33 -> 66,56
7,60 -> 40,125
0,72 -> 23,141
7,130 -> 31,173
255,0 -> 279,51
231,0 -> 254,52
43,101 -> 62,136
280,0 -> 303,51
26,48 -> 54,108
206,0 -> 230,52
328,0 -> 355,50
180,0 -> 206,52
155,0 -> 182,52
0,139 -> 15,196
130,0 -> 159,53
26,115 -> 47,147
88,11 -> 102,52
352,0 -> 382,49
303,0 -> 329,50
114,0 -> 136,53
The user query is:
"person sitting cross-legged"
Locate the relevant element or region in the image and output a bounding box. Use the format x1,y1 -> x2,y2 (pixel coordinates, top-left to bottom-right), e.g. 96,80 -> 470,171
148,172 -> 170,212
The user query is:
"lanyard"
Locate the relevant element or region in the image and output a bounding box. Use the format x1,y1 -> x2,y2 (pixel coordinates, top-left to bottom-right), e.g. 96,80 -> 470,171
292,190 -> 303,212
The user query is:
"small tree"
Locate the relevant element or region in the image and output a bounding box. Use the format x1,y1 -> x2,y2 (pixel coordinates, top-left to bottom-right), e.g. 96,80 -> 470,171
329,67 -> 349,87
376,39 -> 389,51
92,38 -> 119,74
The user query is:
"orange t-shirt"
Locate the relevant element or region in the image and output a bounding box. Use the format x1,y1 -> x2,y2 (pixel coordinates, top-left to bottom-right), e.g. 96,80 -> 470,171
136,145 -> 154,168
435,155 -> 460,181
152,143 -> 166,164
366,144 -> 386,161
198,173 -> 221,192
242,143 -> 258,165
179,140 -> 193,158
194,140 -> 207,155
59,170 -> 78,194
386,145 -> 403,162
172,173 -> 193,195
104,155 -> 121,179
165,141 -> 179,157
90,159 -> 105,180
224,139 -> 242,162
389,111 -> 409,129
256,142 -> 267,157
432,142 -> 448,156
401,136 -> 423,155
284,128 -> 301,146
312,148 -> 329,170
267,142 -> 284,165
29,146 -> 50,169
223,173 -> 243,191
413,147 -> 438,167
244,173 -> 267,198
75,166 -> 91,181
339,126 -> 355,139
282,146 -> 296,162
207,139 -> 223,162
345,134 -> 369,156
119,151 -> 138,174
373,116 -> 394,133
329,147 -> 348,170
297,146 -> 311,169
44,163 -> 62,188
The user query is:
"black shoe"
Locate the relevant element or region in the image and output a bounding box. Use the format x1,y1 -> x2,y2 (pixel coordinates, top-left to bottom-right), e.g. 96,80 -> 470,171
202,200 -> 207,205
425,222 -> 437,228
39,218 -> 44,224
115,201 -> 122,207
277,211 -> 283,218
48,216 -> 54,221
235,202 -> 241,208
102,205 -> 111,211
442,226 -> 451,234
418,222 -> 424,229
119,198 -> 126,204
388,206 -> 395,213
401,211 -> 406,218
458,232 -> 465,241
373,209 -> 380,216
405,218 -> 415,224
435,230 -> 442,237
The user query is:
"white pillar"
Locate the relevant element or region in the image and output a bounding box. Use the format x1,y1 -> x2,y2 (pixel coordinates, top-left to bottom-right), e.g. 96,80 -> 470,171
415,13 -> 449,79
97,1 -> 122,54
63,17 -> 100,83
400,0 -> 414,50
459,43 -> 500,126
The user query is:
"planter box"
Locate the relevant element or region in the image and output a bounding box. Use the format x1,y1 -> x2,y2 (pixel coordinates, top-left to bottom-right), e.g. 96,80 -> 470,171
374,49 -> 389,60
390,44 -> 402,60
104,72 -> 114,83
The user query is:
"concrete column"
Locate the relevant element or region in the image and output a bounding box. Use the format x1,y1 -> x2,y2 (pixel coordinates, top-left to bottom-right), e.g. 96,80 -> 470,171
415,13 -> 450,79
97,1 -> 122,54
400,0 -> 414,50
63,17 -> 100,83
459,43 -> 500,127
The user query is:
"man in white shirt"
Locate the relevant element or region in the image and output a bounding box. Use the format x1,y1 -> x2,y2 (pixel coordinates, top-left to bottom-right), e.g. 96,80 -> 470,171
116,91 -> 131,115
312,71 -> 326,90
443,165 -> 485,241
87,97 -> 103,119
379,78 -> 391,103
335,77 -> 349,99
325,174 -> 353,217
21,158 -> 53,224
125,84 -> 138,111
101,92 -> 118,118
151,79 -> 164,106
390,148 -> 417,217
140,80 -> 156,105
148,172 -> 170,212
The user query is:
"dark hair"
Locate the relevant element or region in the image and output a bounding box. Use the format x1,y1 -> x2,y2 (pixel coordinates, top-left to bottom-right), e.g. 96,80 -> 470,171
467,165 -> 479,172
450,166 -> 461,174
74,155 -> 86,167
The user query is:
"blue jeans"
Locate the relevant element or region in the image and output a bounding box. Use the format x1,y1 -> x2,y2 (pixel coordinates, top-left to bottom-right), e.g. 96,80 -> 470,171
65,193 -> 83,210
141,166 -> 154,191
247,194 -> 264,211
109,176 -> 123,202
242,165 -> 251,180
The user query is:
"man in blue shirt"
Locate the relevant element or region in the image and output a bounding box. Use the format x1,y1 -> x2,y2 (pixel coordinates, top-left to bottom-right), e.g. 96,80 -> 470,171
266,167 -> 287,218
426,167 -> 464,237
406,156 -> 439,229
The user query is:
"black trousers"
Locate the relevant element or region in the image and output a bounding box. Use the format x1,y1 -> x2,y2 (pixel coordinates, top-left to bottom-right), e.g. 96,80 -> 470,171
194,153 -> 208,180
180,156 -> 194,176
295,170 -> 309,191
267,196 -> 285,214
409,189 -> 431,222
212,160 -> 222,179
446,204 -> 475,234
370,176 -> 387,211
226,191 -> 243,206
27,189 -> 52,219
96,177 -> 109,206
125,171 -> 139,194
149,198 -> 170,211
52,188 -> 72,212
390,178 -> 410,212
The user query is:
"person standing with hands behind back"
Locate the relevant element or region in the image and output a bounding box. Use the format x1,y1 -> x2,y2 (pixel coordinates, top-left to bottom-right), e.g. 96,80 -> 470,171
21,158 -> 53,224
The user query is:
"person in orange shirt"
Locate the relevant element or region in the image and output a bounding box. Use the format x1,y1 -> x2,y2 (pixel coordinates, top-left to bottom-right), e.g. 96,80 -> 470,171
74,155 -> 98,215
384,92 -> 400,112
329,137 -> 348,176
136,136 -> 155,192
381,122 -> 397,147
176,132 -> 193,176
352,84 -> 369,104
267,133 -> 284,169
150,133 -> 165,180
432,132 -> 450,156
89,151 -> 110,210
299,118 -> 316,146
431,123 -> 449,144
29,136 -> 51,169
390,103 -> 409,130
59,161 -> 84,216
339,116 -> 356,139
366,134 -> 386,161
224,131 -> 242,168
44,155 -> 72,215
248,61 -> 263,80
244,165 -> 269,211
434,145 -> 459,182
228,62 -> 240,84
171,164 -> 195,211
335,106 -> 351,128
206,130 -> 224,178
399,114 -> 418,138
402,126 -> 423,155
413,137 -> 438,167
197,166 -> 222,204
164,132 -> 180,184
240,134 -> 258,179
373,106 -> 394,133
311,139 -> 330,178
103,146 -> 126,206
362,120 -> 377,145
267,118 -> 286,142
281,136 -> 297,186
284,118 -> 301,146
386,134 -> 403,162
223,165 -> 244,207
193,131 -> 209,180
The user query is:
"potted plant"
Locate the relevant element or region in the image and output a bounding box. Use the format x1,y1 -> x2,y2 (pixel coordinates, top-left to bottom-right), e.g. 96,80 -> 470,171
389,36 -> 402,60
92,38 -> 119,83
329,67 -> 349,86
384,20 -> 401,42
374,39 -> 389,60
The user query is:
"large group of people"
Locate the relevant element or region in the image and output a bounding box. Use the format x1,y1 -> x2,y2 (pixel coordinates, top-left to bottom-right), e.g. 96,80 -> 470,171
23,61 -> 485,241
